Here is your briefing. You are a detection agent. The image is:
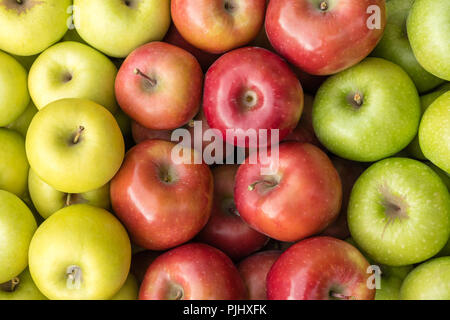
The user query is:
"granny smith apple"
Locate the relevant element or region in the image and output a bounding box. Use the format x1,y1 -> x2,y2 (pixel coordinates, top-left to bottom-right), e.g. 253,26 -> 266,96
0,128 -> 29,197
0,190 -> 37,283
427,162 -> 450,191
419,91 -> 450,173
371,0 -> 444,93
110,274 -> 138,300
348,158 -> 450,266
26,98 -> 124,193
0,0 -> 71,56
407,0 -> 450,81
0,269 -> 46,300
73,0 -> 171,58
28,42 -> 118,113
6,101 -> 38,138
28,204 -> 131,300
400,257 -> 450,300
28,169 -> 110,219
313,58 -> 421,162
0,51 -> 29,126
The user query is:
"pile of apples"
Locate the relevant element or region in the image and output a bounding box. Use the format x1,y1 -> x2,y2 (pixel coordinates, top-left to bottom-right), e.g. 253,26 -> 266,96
0,0 -> 449,301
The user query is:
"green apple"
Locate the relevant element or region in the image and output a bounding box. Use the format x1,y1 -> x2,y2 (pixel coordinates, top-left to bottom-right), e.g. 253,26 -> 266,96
6,101 -> 38,138
28,41 -> 118,113
110,274 -> 138,300
0,128 -> 29,197
407,0 -> 450,81
73,0 -> 171,58
28,169 -> 110,219
371,0 -> 444,93
313,58 -> 421,162
26,98 -> 124,193
0,0 -> 71,56
28,204 -> 131,300
0,190 -> 37,283
348,158 -> 450,266
401,257 -> 450,300
419,91 -> 450,173
0,269 -> 47,300
427,162 -> 450,191
406,83 -> 450,159
0,51 -> 30,126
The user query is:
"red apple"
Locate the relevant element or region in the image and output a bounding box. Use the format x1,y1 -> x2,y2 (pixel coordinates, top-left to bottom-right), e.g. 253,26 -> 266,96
131,250 -> 161,283
234,142 -> 342,242
171,0 -> 266,54
131,120 -> 173,144
204,47 -> 304,148
110,140 -> 213,251
115,42 -> 203,130
238,250 -> 281,300
265,0 -> 386,75
197,165 -> 269,260
139,243 -> 247,300
267,236 -> 375,300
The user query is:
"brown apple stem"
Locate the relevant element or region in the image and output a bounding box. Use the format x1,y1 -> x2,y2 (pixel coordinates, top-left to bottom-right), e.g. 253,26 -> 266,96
353,93 -> 363,106
66,265 -> 82,288
188,119 -> 195,128
0,277 -> 20,292
248,180 -> 277,191
73,126 -> 85,144
134,68 -> 157,87
319,1 -> 328,11
331,292 -> 354,300
65,193 -> 72,207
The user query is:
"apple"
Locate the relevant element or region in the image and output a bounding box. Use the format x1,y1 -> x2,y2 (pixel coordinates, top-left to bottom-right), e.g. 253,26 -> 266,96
348,158 -> 450,266
0,0 -> 70,56
110,274 -> 138,300
197,165 -> 269,260
28,41 -> 119,113
265,0 -> 386,75
139,243 -> 247,300
407,0 -> 450,81
375,265 -> 413,300
110,139 -> 213,251
0,190 -> 37,284
427,162 -> 450,191
73,0 -> 171,58
371,0 -> 444,93
115,42 -> 203,131
28,204 -> 131,300
6,101 -> 38,138
419,91 -> 450,173
400,257 -> 450,300
26,98 -> 124,194
238,250 -> 282,300
204,47 -> 304,148
171,0 -> 266,54
0,268 -> 47,300
0,51 -> 29,126
130,250 -> 161,284
28,169 -> 110,219
234,142 -> 342,242
131,120 -> 173,145
313,58 -> 420,162
267,237 -> 375,300
0,128 -> 29,197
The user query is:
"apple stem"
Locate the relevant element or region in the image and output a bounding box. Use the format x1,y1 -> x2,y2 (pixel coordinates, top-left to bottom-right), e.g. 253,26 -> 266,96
330,292 -> 354,300
188,119 -> 195,128
319,1 -> 328,11
134,68 -> 157,87
0,277 -> 20,292
248,180 -> 277,191
65,193 -> 72,207
353,93 -> 363,106
66,265 -> 82,288
73,126 -> 85,144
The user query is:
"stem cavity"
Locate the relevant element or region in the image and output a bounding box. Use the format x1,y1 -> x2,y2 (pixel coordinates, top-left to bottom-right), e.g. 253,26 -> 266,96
66,265 -> 82,289
134,68 -> 157,87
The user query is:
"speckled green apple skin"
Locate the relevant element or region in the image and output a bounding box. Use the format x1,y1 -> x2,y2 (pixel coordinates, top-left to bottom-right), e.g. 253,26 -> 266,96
371,0 -> 444,93
0,190 -> 37,283
407,0 -> 450,81
28,169 -> 110,219
110,274 -> 138,300
419,91 -> 450,173
401,257 -> 450,300
28,41 -> 118,113
348,158 -> 450,266
0,51 -> 30,126
28,204 -> 131,300
0,128 -> 29,197
26,98 -> 125,193
313,58 -> 420,162
0,269 -> 47,300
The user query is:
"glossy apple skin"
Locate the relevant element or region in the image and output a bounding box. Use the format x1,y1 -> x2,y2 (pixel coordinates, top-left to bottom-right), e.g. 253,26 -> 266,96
197,165 -> 269,260
139,243 -> 247,300
204,47 -> 303,148
171,0 -> 266,54
266,0 -> 386,75
115,42 -> 203,130
111,140 -> 213,251
267,237 -> 375,300
238,250 -> 281,300
235,142 -> 342,242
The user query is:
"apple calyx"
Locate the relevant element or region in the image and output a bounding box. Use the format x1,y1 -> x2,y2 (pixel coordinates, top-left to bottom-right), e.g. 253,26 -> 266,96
222,198 -> 240,217
0,277 -> 20,292
66,265 -> 83,288
348,92 -> 364,109
167,282 -> 184,300
72,126 -> 85,145
241,90 -> 258,109
319,1 -> 329,11
248,179 -> 278,191
224,1 -> 235,13
133,68 -> 157,88
353,93 -> 363,107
